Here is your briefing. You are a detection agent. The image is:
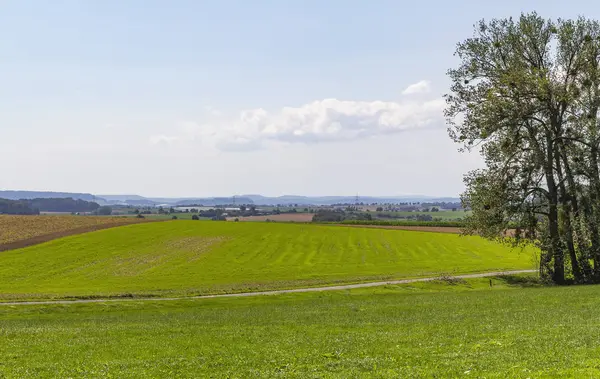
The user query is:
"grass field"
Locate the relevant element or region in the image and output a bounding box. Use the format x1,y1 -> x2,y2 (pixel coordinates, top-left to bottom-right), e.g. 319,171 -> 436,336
0,221 -> 536,301
2,276 -> 599,378
340,224 -> 463,234
373,210 -> 471,220
339,220 -> 465,227
0,215 -> 151,251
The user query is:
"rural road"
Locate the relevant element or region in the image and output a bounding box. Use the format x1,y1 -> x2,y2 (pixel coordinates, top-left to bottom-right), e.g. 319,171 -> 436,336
0,270 -> 536,307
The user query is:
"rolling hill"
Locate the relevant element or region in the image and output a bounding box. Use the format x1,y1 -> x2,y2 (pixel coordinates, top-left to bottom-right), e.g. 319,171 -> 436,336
0,221 -> 535,300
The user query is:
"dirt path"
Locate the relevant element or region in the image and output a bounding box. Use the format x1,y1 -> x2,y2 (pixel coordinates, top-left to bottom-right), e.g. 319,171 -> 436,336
0,270 -> 536,306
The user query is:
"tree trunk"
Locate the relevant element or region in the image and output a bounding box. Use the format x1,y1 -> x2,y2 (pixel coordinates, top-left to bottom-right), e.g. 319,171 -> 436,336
588,146 -> 600,281
555,147 -> 582,281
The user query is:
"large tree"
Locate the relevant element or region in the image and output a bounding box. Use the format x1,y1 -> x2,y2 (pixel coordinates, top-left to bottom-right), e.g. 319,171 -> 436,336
446,13 -> 600,284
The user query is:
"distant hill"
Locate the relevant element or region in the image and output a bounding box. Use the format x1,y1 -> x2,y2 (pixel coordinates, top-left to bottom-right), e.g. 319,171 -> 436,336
241,195 -> 460,205
97,195 -> 149,202
0,190 -> 460,207
174,197 -> 255,206
0,190 -> 98,202
97,195 -> 157,206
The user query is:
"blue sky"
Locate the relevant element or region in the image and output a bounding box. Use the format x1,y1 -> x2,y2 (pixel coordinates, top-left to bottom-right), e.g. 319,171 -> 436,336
1,1 -> 597,197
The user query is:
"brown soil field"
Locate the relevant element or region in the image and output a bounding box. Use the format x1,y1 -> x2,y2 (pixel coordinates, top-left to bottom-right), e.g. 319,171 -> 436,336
227,213 -> 314,222
0,215 -> 154,252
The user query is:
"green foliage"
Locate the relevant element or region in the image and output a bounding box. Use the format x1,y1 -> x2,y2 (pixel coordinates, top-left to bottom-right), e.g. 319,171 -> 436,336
0,221 -> 534,300
446,12 -> 600,283
0,198 -> 98,215
96,206 -> 112,216
0,198 -> 39,215
29,198 -> 100,213
312,209 -> 344,222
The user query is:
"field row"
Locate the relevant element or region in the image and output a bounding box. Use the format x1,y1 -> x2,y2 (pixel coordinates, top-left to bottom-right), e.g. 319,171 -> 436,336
0,221 -> 536,300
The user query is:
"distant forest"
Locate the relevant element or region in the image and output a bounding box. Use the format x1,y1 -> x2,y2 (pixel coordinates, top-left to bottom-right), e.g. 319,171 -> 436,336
0,198 -> 100,215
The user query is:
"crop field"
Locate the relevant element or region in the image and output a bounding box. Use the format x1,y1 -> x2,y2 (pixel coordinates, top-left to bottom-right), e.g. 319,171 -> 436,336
370,210 -> 471,220
0,215 -> 151,251
0,221 -> 535,301
340,224 -> 463,234
2,276 -> 600,378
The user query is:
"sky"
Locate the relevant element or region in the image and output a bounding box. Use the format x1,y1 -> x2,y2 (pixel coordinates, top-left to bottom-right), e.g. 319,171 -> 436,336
1,0 -> 598,198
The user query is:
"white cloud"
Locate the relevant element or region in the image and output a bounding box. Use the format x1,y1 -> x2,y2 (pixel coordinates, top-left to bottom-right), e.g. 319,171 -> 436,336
204,106 -> 222,117
149,135 -> 180,145
170,96 -> 445,151
402,80 -> 431,95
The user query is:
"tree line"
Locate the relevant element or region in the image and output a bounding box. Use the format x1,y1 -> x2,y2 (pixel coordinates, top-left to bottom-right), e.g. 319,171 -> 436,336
0,198 -> 100,215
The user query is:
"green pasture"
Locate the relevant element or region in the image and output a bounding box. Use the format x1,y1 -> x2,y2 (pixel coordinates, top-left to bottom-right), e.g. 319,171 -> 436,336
1,276 -> 599,378
0,221 -> 535,300
372,210 -> 471,220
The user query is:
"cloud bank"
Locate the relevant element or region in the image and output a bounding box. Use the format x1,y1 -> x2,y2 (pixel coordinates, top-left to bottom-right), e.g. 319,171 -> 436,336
151,83 -> 444,151
402,80 -> 431,95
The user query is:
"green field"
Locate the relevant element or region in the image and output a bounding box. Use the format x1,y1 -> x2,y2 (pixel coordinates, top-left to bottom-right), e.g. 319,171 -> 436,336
373,210 -> 471,220
1,276 -> 599,378
339,219 -> 465,227
0,221 -> 535,300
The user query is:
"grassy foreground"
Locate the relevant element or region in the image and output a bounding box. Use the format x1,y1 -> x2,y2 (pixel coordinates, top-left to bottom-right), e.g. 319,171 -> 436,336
0,221 -> 535,300
1,276 -> 598,378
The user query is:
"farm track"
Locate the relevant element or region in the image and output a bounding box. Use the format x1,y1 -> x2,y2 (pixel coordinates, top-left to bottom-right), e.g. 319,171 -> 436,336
0,270 -> 536,306
0,220 -> 162,252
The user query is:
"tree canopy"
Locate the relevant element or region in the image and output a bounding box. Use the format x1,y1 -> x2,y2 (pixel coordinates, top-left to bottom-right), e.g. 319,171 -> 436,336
446,12 -> 600,284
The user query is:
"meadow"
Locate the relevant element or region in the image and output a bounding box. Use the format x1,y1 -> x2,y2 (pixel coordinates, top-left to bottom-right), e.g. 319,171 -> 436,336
0,221 -> 535,300
371,210 -> 471,221
1,276 -> 598,378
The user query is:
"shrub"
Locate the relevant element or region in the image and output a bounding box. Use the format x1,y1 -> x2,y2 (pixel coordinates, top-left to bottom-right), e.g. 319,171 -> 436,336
192,215 -> 200,220
312,210 -> 344,222
96,206 -> 113,216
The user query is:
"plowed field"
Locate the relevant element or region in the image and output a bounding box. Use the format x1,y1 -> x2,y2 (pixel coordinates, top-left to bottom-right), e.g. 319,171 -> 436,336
0,215 -> 152,251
